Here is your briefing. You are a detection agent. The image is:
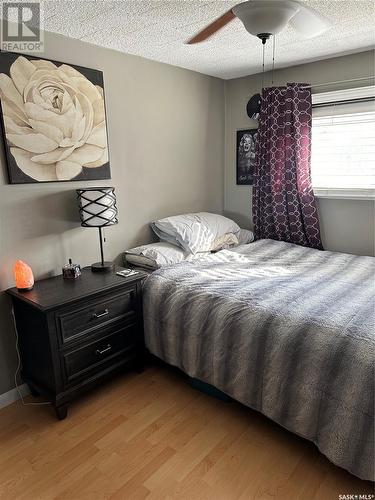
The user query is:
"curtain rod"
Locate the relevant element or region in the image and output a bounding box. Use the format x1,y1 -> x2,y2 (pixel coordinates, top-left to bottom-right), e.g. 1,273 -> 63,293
302,76 -> 375,89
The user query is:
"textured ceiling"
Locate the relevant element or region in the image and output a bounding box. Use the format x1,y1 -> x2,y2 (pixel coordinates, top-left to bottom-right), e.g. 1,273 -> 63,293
40,0 -> 375,79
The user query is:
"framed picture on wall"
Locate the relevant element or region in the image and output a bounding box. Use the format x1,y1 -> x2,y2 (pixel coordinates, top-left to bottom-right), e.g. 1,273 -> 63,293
0,52 -> 111,184
236,128 -> 257,185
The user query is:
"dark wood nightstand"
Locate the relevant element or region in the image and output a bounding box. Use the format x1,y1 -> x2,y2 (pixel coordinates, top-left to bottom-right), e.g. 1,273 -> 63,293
7,267 -> 147,420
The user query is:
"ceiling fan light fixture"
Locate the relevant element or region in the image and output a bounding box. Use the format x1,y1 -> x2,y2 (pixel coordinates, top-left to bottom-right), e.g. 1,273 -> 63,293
186,0 -> 332,45
232,0 -> 299,37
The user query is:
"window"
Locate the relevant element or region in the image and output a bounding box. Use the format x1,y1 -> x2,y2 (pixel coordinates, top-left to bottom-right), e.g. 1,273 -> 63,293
311,111 -> 375,190
311,86 -> 375,199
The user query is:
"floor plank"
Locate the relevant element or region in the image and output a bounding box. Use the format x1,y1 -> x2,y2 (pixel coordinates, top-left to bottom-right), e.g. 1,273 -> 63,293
0,365 -> 372,499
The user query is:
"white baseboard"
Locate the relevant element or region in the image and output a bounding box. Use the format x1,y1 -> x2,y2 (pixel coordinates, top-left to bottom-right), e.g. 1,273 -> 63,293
0,384 -> 30,410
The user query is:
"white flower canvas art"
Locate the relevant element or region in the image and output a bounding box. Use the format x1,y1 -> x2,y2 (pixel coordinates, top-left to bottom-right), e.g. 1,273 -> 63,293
0,52 -> 111,183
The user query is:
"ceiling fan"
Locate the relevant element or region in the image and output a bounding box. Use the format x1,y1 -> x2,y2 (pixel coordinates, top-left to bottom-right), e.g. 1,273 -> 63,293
187,0 -> 332,45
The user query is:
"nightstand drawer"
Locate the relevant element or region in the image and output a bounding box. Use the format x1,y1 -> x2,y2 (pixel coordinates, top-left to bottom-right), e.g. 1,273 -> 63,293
57,289 -> 136,344
62,324 -> 136,383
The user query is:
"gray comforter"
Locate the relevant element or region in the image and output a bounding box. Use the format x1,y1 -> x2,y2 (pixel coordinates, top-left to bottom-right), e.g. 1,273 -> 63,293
143,239 -> 375,480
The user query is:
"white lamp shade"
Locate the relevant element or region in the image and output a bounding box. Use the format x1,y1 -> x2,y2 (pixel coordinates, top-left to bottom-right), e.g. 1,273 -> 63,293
77,187 -> 118,227
233,0 -> 298,36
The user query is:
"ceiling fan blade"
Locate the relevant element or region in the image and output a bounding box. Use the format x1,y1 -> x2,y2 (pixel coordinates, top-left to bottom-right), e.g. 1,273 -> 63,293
290,3 -> 332,38
186,10 -> 236,44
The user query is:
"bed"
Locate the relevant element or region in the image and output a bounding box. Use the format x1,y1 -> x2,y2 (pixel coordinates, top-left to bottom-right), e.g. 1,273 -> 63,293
142,238 -> 375,481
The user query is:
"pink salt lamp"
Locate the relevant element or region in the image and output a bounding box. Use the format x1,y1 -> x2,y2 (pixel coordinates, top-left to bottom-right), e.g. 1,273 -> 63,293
13,260 -> 34,291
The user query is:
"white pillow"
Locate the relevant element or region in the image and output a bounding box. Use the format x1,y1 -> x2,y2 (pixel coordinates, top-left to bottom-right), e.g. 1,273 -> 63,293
124,242 -> 188,269
151,212 -> 240,254
238,228 -> 254,245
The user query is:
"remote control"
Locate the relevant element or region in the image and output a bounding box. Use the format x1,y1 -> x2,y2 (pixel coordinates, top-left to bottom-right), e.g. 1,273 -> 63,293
116,269 -> 138,277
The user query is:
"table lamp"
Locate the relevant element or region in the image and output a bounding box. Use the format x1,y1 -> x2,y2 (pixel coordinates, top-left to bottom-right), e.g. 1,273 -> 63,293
76,187 -> 118,272
13,260 -> 34,291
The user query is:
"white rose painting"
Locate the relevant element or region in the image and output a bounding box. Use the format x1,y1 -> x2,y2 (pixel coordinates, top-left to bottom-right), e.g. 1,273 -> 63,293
0,53 -> 110,183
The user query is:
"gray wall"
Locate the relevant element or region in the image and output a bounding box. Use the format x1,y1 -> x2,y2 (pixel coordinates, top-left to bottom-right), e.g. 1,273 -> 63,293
0,34 -> 373,397
0,30 -> 225,395
224,51 -> 375,256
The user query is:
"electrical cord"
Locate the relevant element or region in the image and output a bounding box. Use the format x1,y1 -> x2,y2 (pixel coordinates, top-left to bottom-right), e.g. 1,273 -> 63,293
11,306 -> 51,406
272,35 -> 276,85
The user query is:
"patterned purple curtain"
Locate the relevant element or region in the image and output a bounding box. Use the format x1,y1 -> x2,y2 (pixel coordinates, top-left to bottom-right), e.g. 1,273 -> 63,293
252,82 -> 323,249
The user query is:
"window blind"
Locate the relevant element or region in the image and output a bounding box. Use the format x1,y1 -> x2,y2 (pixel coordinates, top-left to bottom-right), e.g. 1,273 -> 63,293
311,111 -> 375,189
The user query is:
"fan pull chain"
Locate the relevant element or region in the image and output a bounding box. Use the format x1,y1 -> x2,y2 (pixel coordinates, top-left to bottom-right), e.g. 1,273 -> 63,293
271,35 -> 276,85
261,42 -> 265,90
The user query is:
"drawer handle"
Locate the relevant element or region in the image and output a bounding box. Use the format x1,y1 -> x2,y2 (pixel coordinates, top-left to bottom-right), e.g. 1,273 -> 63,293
92,308 -> 109,319
95,344 -> 112,355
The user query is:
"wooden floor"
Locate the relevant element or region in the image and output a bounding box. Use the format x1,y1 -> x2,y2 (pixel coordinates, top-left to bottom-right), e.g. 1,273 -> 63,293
0,365 -> 373,500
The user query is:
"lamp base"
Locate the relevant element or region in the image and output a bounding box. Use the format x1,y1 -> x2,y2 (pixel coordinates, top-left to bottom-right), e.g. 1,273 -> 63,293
91,261 -> 114,273
17,286 -> 34,292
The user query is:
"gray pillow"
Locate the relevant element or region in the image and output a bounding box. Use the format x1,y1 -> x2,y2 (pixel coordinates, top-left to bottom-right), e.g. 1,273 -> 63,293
238,228 -> 255,245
